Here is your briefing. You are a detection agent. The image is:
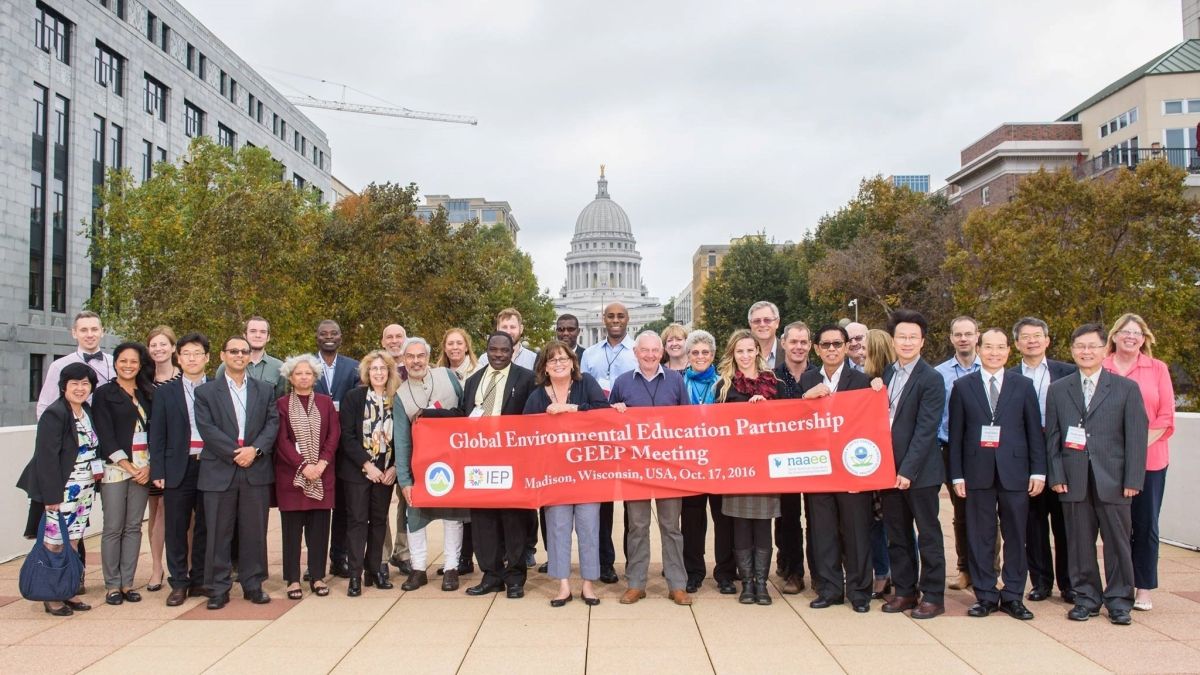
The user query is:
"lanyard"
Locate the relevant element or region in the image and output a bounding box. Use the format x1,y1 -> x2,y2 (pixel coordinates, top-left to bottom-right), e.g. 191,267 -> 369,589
888,365 -> 907,411
638,373 -> 662,403
605,343 -> 626,377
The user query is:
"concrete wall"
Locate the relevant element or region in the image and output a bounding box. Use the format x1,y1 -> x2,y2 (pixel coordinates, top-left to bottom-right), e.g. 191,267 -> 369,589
1160,412 -> 1200,550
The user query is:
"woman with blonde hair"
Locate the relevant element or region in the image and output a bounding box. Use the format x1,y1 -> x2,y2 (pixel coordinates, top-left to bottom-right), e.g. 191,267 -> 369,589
1103,313 -> 1175,612
866,326 -> 898,599
143,325 -> 180,592
661,323 -> 689,371
713,328 -> 779,605
437,328 -> 478,383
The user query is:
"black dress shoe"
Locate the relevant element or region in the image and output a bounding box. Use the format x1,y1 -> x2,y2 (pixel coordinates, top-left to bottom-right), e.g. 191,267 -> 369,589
330,560 -> 351,579
206,592 -> 230,610
458,560 -> 475,575
465,582 -> 504,596
63,599 -> 91,612
1067,605 -> 1099,621
968,601 -> 998,617
1061,590 -> 1077,604
550,594 -> 573,607
1026,587 -> 1050,602
717,579 -> 738,595
598,566 -> 619,584
122,590 -> 142,603
506,585 -> 525,599
1108,608 -> 1132,625
390,555 -> 413,576
852,601 -> 870,613
347,578 -> 362,597
401,571 -> 428,591
43,602 -> 72,616
166,587 -> 188,606
365,572 -> 394,590
809,597 -> 844,609
581,592 -> 600,606
1000,599 -> 1034,620
105,591 -> 124,606
243,589 -> 270,604
685,580 -> 701,594
537,562 -> 549,574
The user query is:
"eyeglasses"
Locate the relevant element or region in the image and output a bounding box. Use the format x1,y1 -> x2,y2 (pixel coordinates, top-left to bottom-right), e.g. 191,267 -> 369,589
223,348 -> 250,356
1071,343 -> 1105,351
951,332 -> 977,339
848,335 -> 865,343
178,350 -> 207,358
547,357 -> 572,365
367,365 -> 391,373
1116,329 -> 1144,338
818,341 -> 845,350
749,317 -> 777,326
1018,333 -> 1046,342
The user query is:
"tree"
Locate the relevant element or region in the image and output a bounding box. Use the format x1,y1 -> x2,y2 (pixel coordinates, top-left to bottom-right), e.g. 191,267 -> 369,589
699,235 -> 792,344
639,297 -> 676,335
946,163 -> 1200,393
89,137 -> 327,357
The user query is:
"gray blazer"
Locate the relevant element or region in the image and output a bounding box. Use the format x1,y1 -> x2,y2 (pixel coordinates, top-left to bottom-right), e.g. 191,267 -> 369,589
1045,369 -> 1148,504
194,375 -> 279,492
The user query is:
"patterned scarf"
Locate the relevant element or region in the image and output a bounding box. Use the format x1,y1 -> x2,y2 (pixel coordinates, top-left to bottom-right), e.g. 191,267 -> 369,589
733,369 -> 778,400
683,366 -> 718,405
362,390 -> 394,470
288,393 -> 324,500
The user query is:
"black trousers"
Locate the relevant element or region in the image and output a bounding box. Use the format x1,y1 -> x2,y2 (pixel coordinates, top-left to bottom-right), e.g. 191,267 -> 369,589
473,507 -> 531,589
732,517 -> 772,551
203,470 -> 270,596
328,477 -> 349,567
164,457 -> 206,590
806,492 -> 873,605
775,492 -> 806,578
461,522 -> 474,567
681,494 -> 736,584
1026,487 -> 1071,594
599,501 -> 615,568
967,487 -> 1029,603
344,481 -> 391,578
281,509 -> 332,584
881,485 -> 945,604
1063,465 -> 1134,612
526,508 -> 540,559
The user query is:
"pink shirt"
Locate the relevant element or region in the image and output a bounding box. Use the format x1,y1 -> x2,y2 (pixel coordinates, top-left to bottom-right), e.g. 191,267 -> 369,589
1103,353 -> 1175,471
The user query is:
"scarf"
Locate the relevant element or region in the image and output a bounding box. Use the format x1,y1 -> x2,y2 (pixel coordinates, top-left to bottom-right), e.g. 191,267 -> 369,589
683,366 -> 718,405
362,390 -> 393,470
733,369 -> 778,400
288,393 -> 324,501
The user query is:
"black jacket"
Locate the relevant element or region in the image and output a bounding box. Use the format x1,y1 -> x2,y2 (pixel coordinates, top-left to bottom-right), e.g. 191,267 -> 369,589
522,373 -> 610,414
91,381 -> 151,465
883,358 -> 946,489
424,364 -> 536,418
17,398 -> 91,504
148,377 -> 197,489
338,385 -> 397,484
194,375 -> 279,491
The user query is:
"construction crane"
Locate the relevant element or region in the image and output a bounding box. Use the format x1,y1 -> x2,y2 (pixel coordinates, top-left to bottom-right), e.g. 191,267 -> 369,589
287,95 -> 478,126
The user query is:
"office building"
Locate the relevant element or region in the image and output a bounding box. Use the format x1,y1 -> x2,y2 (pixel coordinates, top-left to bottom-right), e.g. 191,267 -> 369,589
415,195 -> 520,243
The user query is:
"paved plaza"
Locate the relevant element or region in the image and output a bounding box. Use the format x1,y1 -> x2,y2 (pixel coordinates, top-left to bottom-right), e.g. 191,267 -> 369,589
2,494 -> 1199,674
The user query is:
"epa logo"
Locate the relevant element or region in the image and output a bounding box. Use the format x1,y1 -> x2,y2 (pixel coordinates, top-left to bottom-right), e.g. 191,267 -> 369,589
425,462 -> 454,497
841,439 -> 881,477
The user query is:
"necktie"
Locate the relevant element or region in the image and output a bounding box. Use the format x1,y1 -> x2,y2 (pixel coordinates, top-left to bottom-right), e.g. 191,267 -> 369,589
1083,377 -> 1094,411
82,351 -> 103,363
988,376 -> 999,415
480,371 -> 501,416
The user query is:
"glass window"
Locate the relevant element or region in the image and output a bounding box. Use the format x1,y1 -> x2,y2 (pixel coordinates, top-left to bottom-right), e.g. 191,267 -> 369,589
109,123 -> 122,169
142,140 -> 152,181
35,3 -> 72,64
29,354 -> 45,402
1189,99 -> 1200,113
217,124 -> 235,148
51,94 -> 69,313
157,147 -> 167,164
30,84 -> 49,311
145,11 -> 156,42
144,74 -> 167,121
1165,100 -> 1184,115
184,100 -> 204,138
95,42 -> 124,96
160,23 -> 170,52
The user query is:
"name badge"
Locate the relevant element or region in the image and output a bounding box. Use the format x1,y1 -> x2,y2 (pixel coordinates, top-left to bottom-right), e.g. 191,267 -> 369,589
1065,425 -> 1087,451
333,401 -> 341,412
190,429 -> 203,455
469,406 -> 484,418
980,425 -> 1001,448
131,431 -> 149,452
90,459 -> 105,476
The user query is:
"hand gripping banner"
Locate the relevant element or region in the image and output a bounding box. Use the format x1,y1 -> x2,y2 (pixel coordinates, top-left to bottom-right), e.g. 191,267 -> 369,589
409,388 -> 896,508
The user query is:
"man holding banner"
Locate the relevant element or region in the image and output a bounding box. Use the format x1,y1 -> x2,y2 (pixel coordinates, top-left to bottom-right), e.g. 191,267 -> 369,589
609,331 -> 693,606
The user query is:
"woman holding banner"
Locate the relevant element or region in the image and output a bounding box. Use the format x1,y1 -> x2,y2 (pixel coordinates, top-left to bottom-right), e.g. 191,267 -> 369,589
522,340 -> 610,607
714,329 -> 779,606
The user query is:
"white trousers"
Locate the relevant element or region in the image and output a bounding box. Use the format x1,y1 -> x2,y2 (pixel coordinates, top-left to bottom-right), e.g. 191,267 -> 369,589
407,521 -> 464,571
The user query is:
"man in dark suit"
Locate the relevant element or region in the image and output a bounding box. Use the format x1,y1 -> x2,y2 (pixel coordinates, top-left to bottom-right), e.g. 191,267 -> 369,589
149,332 -> 212,606
800,325 -> 875,612
1010,316 -> 1077,603
194,336 -> 280,609
556,314 -> 585,360
424,332 -> 536,598
1047,323 -> 1148,625
950,328 -> 1046,620
880,309 -> 947,619
313,319 -> 361,578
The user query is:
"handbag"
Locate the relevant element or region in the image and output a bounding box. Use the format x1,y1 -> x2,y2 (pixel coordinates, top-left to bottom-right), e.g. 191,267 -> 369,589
19,511 -> 84,602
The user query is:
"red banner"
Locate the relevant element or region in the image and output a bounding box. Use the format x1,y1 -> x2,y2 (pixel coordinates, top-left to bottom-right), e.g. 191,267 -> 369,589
410,388 -> 896,508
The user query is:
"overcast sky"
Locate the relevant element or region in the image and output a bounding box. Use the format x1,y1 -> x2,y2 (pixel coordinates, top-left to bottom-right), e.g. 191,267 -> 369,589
187,0 -> 1183,306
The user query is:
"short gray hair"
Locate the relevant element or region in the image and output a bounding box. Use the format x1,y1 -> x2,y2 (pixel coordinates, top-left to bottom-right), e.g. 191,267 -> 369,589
280,353 -> 323,380
1012,317 -> 1050,342
684,329 -> 716,354
747,301 -> 779,324
634,330 -> 663,349
401,336 -> 431,355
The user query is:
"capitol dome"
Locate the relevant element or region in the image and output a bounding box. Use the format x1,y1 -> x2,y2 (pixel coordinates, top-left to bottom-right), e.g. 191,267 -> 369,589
574,173 -> 632,237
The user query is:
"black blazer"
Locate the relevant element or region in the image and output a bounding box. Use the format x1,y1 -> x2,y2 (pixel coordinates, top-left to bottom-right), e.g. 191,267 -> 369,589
337,385 -> 396,484
194,375 -> 279,491
91,381 -> 151,465
314,354 -> 361,405
523,373 -> 610,414
148,377 -> 196,489
948,371 -> 1047,491
425,364 -> 536,418
17,398 -> 90,504
883,358 -> 946,489
797,363 -> 872,396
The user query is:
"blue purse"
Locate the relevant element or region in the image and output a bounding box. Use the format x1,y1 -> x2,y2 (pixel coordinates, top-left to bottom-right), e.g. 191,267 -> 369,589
19,511 -> 84,602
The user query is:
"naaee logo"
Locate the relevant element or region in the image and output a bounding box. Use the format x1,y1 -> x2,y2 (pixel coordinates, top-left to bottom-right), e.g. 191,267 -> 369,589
767,451 -> 832,478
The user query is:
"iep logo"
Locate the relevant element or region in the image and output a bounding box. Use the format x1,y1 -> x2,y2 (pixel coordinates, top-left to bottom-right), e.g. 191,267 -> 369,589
464,465 -> 514,489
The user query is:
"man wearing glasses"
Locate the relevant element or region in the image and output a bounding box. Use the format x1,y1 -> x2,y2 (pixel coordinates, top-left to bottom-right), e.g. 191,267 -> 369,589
846,322 -> 868,372
748,301 -> 785,370
800,325 -> 875,612
1010,317 -> 1077,604
935,316 -> 981,591
194,336 -> 280,609
1046,323 -> 1147,625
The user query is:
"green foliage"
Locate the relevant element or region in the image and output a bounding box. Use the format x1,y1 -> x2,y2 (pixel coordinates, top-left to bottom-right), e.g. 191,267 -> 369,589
639,297 -> 677,335
699,235 -> 793,344
946,164 -> 1200,396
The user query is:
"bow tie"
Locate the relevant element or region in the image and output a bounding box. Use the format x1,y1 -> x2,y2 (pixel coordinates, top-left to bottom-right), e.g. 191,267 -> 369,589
82,352 -> 104,363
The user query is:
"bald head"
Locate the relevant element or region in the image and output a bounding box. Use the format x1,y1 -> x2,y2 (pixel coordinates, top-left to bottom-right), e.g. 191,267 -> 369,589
381,323 -> 407,358
846,321 -> 867,364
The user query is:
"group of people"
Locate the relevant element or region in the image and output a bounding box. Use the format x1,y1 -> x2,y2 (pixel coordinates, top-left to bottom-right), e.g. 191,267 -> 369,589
18,302 -> 1174,627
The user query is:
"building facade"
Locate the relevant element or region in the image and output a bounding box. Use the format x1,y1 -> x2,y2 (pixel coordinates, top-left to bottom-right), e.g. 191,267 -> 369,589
554,168 -> 661,347
889,174 -> 930,193
415,195 -> 520,243
1,0 -> 332,424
